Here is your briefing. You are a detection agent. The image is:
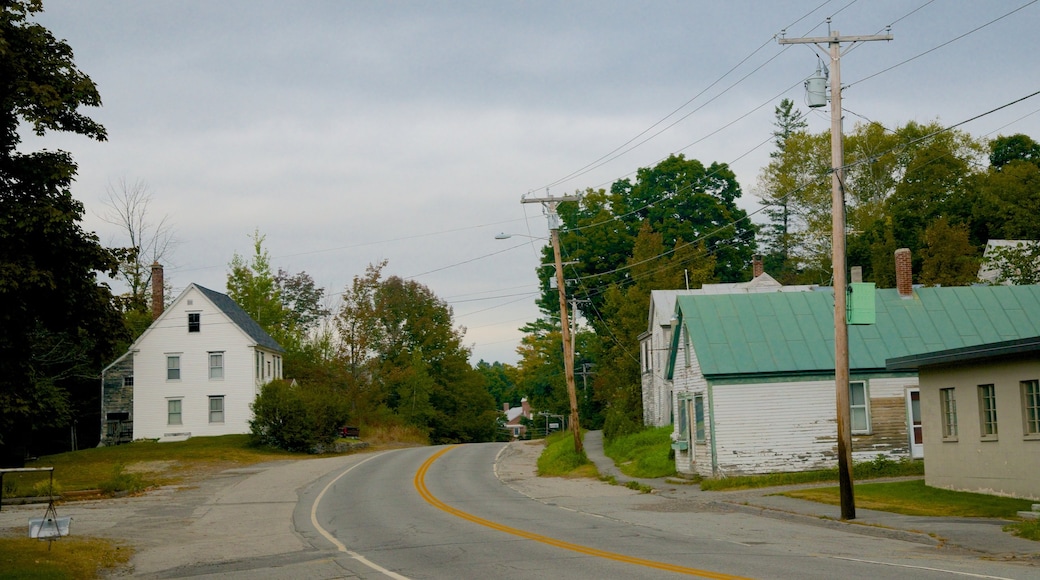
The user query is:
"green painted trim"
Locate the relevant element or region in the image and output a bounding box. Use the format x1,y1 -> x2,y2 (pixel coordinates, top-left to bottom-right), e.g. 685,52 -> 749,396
671,441 -> 689,451
707,382 -> 718,476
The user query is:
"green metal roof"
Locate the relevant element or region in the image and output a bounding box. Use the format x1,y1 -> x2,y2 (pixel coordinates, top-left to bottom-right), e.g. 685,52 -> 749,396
672,285 -> 1040,378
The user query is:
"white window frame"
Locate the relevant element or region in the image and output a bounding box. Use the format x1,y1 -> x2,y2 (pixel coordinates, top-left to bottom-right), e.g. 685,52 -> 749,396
978,384 -> 998,440
940,387 -> 958,441
209,395 -> 224,423
167,355 -> 181,381
209,352 -> 224,380
167,398 -> 182,425
1023,379 -> 1040,438
849,381 -> 870,434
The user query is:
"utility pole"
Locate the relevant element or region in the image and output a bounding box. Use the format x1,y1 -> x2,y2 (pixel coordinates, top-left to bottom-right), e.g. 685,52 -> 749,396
779,21 -> 891,521
522,193 -> 583,454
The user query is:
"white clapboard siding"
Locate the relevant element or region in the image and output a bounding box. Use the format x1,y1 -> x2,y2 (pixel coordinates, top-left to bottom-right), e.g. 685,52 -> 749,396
132,286 -> 271,439
671,325 -> 710,475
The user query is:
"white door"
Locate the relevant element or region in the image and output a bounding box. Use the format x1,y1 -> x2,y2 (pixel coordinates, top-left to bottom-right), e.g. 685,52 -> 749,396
906,388 -> 924,458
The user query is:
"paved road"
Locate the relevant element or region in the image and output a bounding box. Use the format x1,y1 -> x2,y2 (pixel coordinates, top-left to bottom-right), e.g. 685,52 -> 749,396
1,440 -> 1037,578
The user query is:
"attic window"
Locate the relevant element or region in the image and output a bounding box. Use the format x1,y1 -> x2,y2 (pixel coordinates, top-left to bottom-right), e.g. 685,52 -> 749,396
188,312 -> 200,333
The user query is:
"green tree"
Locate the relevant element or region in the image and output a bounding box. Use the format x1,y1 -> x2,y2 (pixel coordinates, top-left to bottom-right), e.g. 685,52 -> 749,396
227,231 -> 329,354
757,99 -> 809,281
334,263 -> 498,443
543,154 -> 753,320
984,242 -> 1040,285
0,0 -> 126,455
594,223 -> 713,440
227,230 -> 285,333
989,133 -> 1040,170
754,129 -> 831,283
475,360 -> 518,409
918,218 -> 981,286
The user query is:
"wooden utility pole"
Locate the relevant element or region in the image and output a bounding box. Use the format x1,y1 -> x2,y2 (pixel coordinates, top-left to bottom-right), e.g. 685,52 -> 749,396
779,22 -> 891,521
522,193 -> 583,454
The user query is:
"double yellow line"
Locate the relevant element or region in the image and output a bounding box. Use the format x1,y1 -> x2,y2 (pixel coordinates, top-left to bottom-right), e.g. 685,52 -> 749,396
414,446 -> 747,579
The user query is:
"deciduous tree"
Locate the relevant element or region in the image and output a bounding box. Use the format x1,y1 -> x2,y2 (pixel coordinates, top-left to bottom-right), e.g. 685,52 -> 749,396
0,0 -> 124,455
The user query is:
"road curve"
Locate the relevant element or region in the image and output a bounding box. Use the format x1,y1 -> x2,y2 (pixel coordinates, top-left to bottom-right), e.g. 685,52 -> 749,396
299,442 -> 1033,580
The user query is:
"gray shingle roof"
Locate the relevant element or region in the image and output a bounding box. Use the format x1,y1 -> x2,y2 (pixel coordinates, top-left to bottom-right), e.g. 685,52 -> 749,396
195,285 -> 284,353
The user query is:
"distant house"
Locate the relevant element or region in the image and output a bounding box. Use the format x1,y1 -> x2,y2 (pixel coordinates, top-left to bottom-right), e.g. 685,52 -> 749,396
666,250 -> 1040,478
502,398 -> 533,439
640,261 -> 817,428
978,239 -> 1039,284
888,337 -> 1040,500
101,277 -> 284,444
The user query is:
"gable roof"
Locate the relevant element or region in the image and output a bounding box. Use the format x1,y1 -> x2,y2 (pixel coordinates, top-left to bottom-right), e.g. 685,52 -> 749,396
670,285 -> 1040,379
647,279 -> 819,333
193,285 -> 284,352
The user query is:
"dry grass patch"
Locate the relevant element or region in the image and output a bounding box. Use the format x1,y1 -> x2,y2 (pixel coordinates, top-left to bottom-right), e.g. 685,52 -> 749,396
0,536 -> 132,579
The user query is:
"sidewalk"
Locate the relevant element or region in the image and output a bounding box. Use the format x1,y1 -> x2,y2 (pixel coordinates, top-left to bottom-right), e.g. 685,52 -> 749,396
581,430 -> 1040,559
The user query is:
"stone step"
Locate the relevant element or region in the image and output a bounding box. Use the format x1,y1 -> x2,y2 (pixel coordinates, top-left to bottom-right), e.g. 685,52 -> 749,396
1032,503 -> 1040,512
1017,510 -> 1040,520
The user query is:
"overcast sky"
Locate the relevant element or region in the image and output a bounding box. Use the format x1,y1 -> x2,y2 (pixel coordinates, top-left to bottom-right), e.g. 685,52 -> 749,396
23,0 -> 1040,364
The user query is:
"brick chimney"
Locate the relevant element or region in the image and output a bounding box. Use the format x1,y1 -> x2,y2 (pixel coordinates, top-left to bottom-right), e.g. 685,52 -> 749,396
521,397 -> 530,419
151,262 -> 164,319
503,402 -> 510,414
850,266 -> 863,283
752,255 -> 764,278
895,248 -> 913,298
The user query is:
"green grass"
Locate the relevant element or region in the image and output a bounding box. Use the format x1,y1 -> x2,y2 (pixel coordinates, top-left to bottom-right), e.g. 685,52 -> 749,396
0,537 -> 132,579
781,479 -> 1035,518
700,455 -> 924,491
1005,519 -> 1040,541
603,426 -> 677,479
536,431 -> 596,477
1,435 -> 302,498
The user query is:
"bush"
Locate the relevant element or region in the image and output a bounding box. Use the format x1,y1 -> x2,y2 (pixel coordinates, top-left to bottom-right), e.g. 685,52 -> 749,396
99,469 -> 147,495
250,380 -> 350,452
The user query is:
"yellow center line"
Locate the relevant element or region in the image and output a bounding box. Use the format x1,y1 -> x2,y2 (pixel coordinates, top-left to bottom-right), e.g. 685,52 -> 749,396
414,446 -> 748,580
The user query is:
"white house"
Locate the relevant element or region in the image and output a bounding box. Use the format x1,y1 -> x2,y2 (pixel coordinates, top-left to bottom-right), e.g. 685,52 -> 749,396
101,282 -> 284,444
666,251 -> 1040,478
640,267 -> 817,428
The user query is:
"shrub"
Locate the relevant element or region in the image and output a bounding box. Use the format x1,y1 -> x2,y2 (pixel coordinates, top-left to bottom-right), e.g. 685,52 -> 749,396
250,380 -> 316,452
250,379 -> 352,452
99,470 -> 147,495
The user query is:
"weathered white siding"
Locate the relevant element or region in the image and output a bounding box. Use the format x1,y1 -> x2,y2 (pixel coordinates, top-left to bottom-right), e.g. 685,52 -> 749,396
670,325 -> 710,476
131,286 -> 279,440
708,376 -> 917,476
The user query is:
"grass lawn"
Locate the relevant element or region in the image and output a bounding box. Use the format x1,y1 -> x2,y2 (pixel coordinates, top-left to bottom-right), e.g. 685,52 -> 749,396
0,537 -> 131,580
1,435 -> 301,499
781,479 -> 1035,518
603,426 -> 677,479
536,431 -> 596,478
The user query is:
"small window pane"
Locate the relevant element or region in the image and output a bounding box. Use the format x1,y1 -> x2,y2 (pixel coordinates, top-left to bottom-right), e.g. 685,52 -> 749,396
978,384 -> 998,437
849,382 -> 870,433
941,388 -> 958,438
209,396 -> 224,423
209,353 -> 224,379
167,356 -> 180,380
168,399 -> 182,425
1022,380 -> 1039,435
